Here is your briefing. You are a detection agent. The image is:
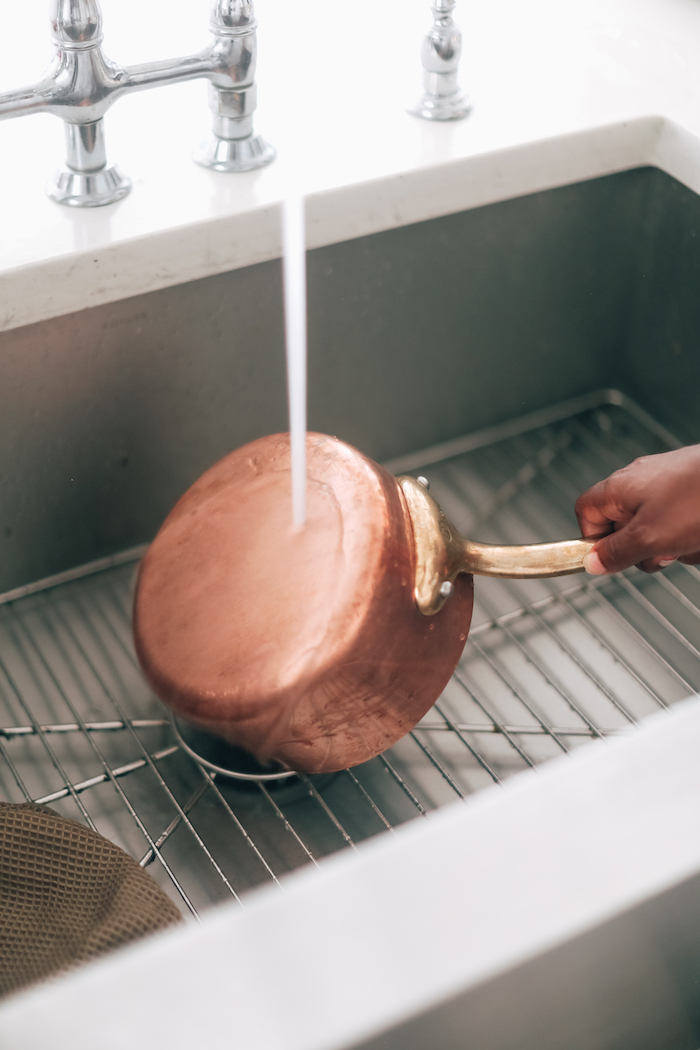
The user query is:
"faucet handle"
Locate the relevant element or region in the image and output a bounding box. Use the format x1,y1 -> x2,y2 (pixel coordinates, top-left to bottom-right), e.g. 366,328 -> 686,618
209,0 -> 255,33
408,0 -> 471,121
50,0 -> 103,46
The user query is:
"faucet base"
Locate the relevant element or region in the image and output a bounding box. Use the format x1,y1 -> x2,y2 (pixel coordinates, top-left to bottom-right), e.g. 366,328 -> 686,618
408,88 -> 472,122
193,132 -> 276,174
47,164 -> 132,208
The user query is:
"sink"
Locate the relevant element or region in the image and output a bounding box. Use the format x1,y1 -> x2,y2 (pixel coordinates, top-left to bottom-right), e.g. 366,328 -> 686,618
2,164 -> 700,1048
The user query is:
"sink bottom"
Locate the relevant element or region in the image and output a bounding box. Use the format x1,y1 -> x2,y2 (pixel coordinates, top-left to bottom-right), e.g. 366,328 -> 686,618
0,390 -> 695,918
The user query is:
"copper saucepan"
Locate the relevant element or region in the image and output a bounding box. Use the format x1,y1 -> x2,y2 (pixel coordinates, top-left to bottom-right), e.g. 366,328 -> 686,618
133,433 -> 596,773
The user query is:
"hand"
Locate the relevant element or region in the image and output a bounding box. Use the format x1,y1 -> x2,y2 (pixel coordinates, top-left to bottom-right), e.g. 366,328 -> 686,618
575,445 -> 700,575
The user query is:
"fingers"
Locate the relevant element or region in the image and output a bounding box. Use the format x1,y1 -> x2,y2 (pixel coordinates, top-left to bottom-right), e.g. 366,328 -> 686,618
582,521 -> 658,576
636,555 -> 676,574
584,551 -> 675,576
576,447 -> 700,576
586,542 -> 699,577
582,550 -> 606,575
575,480 -> 614,536
575,476 -> 633,537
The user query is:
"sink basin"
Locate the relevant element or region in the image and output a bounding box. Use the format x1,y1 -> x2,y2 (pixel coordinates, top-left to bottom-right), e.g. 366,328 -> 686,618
2,165 -> 700,1048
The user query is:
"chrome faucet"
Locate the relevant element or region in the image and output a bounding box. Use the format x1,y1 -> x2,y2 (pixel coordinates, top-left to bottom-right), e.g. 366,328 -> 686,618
409,0 -> 471,122
0,0 -> 275,207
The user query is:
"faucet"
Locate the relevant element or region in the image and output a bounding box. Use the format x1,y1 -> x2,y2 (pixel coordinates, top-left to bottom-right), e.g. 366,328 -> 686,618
0,0 -> 275,207
409,0 -> 471,121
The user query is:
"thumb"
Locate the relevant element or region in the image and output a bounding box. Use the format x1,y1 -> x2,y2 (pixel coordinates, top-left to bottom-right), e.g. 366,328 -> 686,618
583,522 -> 654,575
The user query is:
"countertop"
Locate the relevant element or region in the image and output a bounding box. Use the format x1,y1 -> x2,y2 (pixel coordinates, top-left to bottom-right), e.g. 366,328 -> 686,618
1,0 -> 700,333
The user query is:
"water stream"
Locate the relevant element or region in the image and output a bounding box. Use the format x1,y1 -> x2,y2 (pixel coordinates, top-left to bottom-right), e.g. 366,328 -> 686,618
282,193 -> 307,528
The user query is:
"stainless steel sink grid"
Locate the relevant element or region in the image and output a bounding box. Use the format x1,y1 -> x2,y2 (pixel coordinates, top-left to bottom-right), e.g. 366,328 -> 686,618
0,389 -> 696,920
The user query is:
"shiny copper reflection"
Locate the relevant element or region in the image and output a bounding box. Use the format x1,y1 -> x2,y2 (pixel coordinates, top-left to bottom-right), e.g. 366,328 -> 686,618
133,433 -> 473,773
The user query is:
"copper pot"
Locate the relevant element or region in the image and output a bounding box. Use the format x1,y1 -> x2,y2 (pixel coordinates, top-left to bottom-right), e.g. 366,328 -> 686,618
133,433 -> 595,773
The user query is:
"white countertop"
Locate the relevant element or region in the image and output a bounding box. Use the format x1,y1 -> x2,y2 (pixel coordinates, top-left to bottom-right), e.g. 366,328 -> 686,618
1,0 -> 700,333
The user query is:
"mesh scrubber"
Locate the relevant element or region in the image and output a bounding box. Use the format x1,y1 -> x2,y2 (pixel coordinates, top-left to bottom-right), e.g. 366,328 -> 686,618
0,801 -> 183,998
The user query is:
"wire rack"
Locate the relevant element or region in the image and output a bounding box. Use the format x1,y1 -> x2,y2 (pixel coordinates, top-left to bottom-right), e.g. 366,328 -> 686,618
1,393 -> 698,919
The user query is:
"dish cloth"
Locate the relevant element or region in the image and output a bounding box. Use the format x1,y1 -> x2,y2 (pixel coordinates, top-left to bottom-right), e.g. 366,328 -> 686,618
0,801 -> 183,998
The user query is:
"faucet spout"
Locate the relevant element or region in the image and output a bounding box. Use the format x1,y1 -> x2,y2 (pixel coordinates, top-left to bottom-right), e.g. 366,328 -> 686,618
0,79 -> 56,122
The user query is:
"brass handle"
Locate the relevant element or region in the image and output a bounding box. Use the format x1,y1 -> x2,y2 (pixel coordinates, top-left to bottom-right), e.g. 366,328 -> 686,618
398,475 -> 599,616
462,536 -> 597,579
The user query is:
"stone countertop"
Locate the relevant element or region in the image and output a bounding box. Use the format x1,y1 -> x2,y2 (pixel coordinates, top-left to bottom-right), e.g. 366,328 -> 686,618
1,0 -> 699,333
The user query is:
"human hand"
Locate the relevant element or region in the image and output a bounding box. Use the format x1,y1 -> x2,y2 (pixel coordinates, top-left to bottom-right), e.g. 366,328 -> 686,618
575,445 -> 700,575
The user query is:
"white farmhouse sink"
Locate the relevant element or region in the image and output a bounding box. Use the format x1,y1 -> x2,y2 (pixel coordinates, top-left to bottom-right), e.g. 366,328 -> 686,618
2,0 -> 700,1044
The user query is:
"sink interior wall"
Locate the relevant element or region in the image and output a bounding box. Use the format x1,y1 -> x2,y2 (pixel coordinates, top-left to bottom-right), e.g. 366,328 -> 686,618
306,167 -> 646,457
618,169 -> 700,445
0,166 -> 696,594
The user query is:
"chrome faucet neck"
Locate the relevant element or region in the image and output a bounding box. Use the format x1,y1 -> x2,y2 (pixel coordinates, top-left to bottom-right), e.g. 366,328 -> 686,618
0,0 -> 275,207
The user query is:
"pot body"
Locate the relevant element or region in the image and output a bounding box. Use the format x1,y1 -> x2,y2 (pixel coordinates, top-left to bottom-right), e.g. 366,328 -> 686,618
133,433 -> 473,772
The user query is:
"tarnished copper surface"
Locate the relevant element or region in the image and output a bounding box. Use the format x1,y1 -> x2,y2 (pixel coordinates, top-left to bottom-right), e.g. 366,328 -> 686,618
133,434 -> 474,774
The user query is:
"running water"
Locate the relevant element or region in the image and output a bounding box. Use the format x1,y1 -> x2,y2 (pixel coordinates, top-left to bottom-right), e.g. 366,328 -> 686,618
282,192 -> 307,528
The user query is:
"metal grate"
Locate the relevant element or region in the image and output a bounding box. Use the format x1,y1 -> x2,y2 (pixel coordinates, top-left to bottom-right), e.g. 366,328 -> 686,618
1,393 -> 698,919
